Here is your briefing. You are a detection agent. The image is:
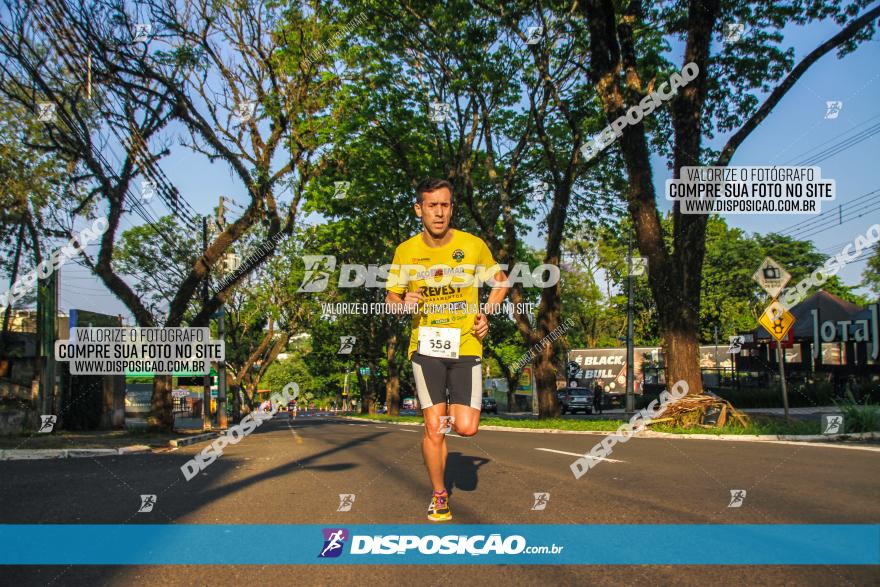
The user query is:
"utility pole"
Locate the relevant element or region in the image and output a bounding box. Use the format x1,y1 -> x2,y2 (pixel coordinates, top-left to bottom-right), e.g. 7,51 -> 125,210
625,232 -> 635,414
342,366 -> 350,411
202,216 -> 211,430
217,309 -> 227,429
714,325 -> 719,385
215,198 -> 227,429
37,271 -> 58,417
777,344 -> 790,421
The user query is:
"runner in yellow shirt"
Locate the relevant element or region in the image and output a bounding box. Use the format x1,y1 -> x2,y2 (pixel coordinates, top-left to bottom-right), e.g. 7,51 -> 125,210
385,178 -> 509,522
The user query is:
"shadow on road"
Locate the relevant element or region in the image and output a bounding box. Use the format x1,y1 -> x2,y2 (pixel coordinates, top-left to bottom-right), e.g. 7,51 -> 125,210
444,451 -> 490,496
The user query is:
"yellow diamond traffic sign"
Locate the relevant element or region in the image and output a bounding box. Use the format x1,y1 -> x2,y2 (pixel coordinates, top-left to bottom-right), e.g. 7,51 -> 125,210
759,301 -> 796,341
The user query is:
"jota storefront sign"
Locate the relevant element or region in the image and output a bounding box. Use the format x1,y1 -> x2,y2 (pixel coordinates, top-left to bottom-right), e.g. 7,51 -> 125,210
810,302 -> 879,361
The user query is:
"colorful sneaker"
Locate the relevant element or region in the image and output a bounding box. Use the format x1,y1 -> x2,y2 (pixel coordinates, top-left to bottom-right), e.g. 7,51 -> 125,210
427,490 -> 452,522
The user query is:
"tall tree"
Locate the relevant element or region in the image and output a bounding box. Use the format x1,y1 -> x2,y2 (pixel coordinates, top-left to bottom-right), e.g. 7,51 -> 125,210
863,247 -> 880,296
578,0 -> 880,393
0,0 -> 338,428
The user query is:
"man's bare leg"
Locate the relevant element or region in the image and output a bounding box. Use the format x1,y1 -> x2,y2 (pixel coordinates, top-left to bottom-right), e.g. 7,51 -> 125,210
422,403 -> 449,492
450,404 -> 481,437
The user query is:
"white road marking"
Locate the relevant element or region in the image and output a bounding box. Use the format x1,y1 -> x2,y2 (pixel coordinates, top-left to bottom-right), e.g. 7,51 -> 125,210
398,429 -> 418,433
534,447 -> 625,463
376,426 -> 388,429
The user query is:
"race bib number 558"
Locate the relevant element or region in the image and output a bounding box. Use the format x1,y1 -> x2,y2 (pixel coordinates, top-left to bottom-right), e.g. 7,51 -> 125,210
418,327 -> 460,359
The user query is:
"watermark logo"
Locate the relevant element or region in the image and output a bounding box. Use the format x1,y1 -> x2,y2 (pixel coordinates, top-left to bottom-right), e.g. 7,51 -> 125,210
140,179 -> 155,202
531,492 -> 550,511
723,23 -> 744,43
776,224 -> 879,315
629,256 -> 647,277
319,528 -> 349,557
37,102 -> 56,122
822,414 -> 843,435
337,494 -> 356,512
297,255 -> 336,293
133,22 -> 152,43
38,415 -> 57,433
349,533 -> 532,555
512,317 -> 576,372
529,180 -> 549,203
438,415 -> 455,434
570,380 -> 689,478
1,218 -> 109,312
302,13 -> 367,68
138,494 -> 157,513
180,383 -> 298,481
333,181 -> 351,200
296,257 -> 560,292
429,101 -> 451,123
581,138 -> 600,162
727,489 -> 746,508
212,231 -> 286,295
581,62 -> 699,162
235,100 -> 255,124
337,336 -> 356,355
824,101 -> 843,120
727,335 -> 744,354
525,26 -> 543,45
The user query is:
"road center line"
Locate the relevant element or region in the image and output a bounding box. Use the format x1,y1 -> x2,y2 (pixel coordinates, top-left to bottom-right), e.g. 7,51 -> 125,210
534,447 -> 625,463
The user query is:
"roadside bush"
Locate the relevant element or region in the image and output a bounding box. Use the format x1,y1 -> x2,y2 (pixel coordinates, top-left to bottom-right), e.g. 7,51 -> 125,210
834,391 -> 880,433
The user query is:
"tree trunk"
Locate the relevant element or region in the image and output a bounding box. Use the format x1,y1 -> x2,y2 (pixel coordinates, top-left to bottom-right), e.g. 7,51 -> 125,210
660,315 -> 702,393
148,375 -> 174,430
385,332 -> 400,416
534,342 -> 560,417
1,223 -> 25,345
505,372 -> 518,412
232,382 -> 241,422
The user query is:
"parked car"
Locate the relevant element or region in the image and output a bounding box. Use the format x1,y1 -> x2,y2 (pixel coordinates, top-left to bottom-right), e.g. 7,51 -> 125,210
559,387 -> 593,415
480,396 -> 498,414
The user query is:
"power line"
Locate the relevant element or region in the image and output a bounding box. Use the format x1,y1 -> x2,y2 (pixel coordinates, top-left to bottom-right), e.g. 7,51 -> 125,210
21,7 -> 195,266
32,2 -> 201,236
785,112 -> 880,167
775,187 -> 880,239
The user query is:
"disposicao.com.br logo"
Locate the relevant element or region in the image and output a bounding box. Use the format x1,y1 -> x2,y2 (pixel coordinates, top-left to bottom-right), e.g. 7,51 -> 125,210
297,255 -> 561,292
318,528 -> 563,558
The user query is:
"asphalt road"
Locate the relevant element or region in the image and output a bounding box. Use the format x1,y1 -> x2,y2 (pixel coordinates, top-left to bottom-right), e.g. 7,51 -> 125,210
1,412 -> 878,586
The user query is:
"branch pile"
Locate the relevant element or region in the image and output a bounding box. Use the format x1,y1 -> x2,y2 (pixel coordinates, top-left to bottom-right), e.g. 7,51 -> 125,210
648,394 -> 750,429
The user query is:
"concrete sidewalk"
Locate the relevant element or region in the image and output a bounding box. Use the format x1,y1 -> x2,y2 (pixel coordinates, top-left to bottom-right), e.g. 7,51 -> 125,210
741,406 -> 840,415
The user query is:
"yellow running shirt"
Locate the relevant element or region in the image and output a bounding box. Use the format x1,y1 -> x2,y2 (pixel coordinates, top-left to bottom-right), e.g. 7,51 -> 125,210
386,229 -> 501,359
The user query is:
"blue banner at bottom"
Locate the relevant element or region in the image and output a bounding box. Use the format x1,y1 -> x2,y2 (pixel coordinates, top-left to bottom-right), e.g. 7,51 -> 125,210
0,525 -> 877,565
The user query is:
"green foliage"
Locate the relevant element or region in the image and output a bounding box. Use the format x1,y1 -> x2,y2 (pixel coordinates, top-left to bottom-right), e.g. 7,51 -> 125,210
862,247 -> 880,296
111,216 -> 199,317
834,391 -> 880,433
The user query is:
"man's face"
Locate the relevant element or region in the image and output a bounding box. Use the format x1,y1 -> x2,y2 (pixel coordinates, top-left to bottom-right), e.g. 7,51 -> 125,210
415,187 -> 453,238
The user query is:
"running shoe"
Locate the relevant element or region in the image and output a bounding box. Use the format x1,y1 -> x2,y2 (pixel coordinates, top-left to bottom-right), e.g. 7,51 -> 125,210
427,490 -> 452,522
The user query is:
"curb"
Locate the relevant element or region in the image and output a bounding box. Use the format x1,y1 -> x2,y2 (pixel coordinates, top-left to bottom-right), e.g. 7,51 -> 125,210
339,416 -> 611,435
638,431 -> 880,442
0,444 -> 153,461
168,432 -> 217,448
339,416 -> 880,443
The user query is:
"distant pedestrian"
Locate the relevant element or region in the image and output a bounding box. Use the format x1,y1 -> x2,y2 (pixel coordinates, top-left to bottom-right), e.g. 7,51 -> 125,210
593,381 -> 603,415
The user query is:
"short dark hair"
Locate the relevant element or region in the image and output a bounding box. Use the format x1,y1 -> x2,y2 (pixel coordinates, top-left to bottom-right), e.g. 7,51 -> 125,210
415,178 -> 454,205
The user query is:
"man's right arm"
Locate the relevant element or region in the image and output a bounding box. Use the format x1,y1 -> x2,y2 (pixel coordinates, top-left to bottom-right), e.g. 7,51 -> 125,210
385,290 -> 423,313
385,246 -> 422,312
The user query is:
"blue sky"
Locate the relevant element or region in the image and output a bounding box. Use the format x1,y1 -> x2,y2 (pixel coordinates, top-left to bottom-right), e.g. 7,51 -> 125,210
52,15 -> 880,320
